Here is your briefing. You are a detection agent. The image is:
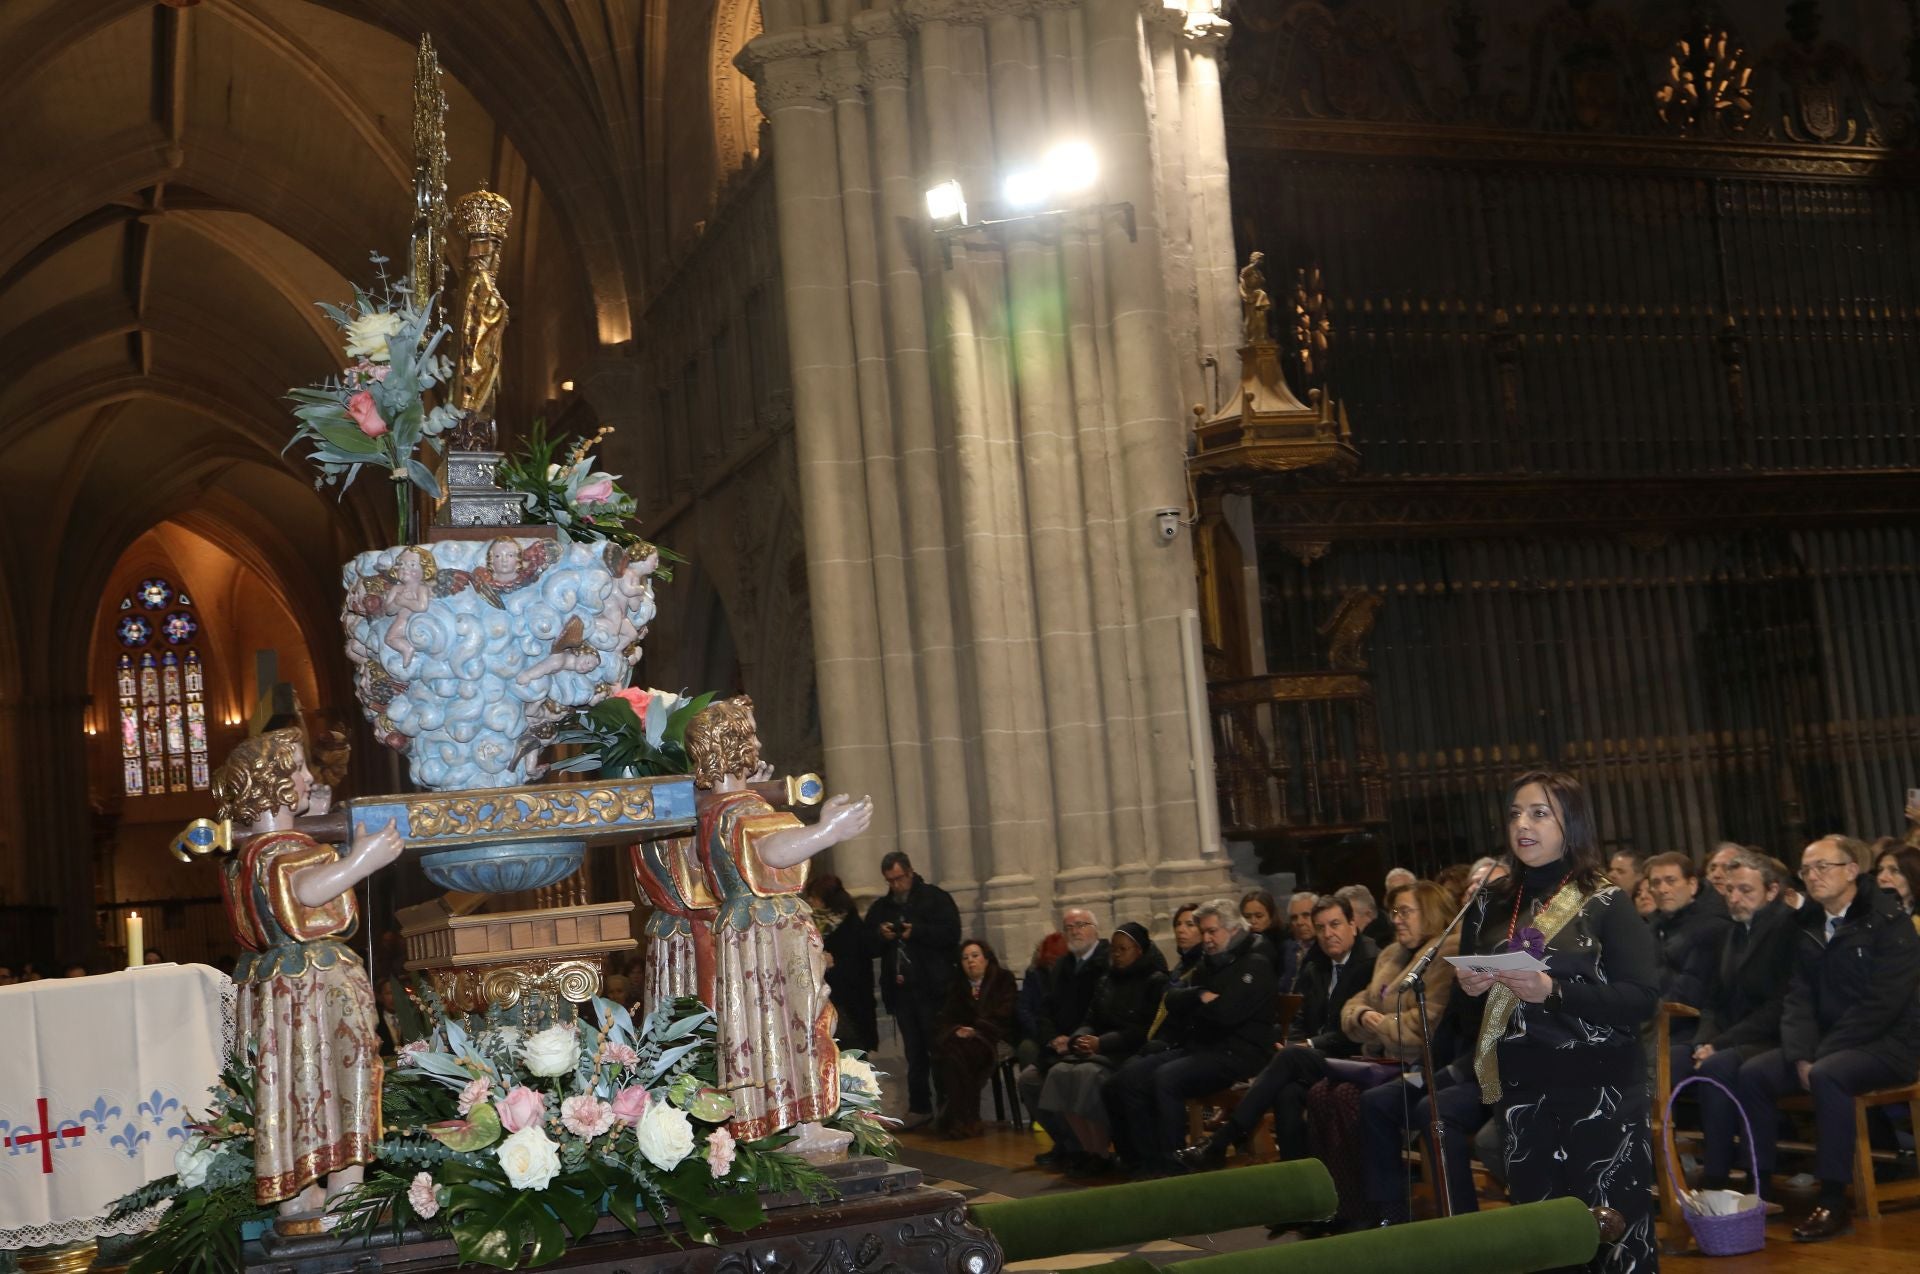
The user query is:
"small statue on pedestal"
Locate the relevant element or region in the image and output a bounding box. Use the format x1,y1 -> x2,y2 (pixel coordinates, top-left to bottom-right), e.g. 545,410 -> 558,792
449,186 -> 513,450
210,729 -> 402,1218
685,698 -> 874,1140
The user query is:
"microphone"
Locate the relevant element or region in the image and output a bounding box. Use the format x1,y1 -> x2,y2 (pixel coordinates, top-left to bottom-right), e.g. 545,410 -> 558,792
1399,862 -> 1497,990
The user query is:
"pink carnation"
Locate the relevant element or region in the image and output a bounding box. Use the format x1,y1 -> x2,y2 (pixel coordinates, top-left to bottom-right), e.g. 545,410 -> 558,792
602,1041 -> 639,1069
575,475 -> 615,505
396,1040 -> 428,1067
457,1076 -> 490,1116
612,686 -> 649,719
494,1084 -> 546,1133
561,1095 -> 617,1139
346,389 -> 388,438
408,1171 -> 439,1219
609,1084 -> 651,1126
705,1126 -> 736,1178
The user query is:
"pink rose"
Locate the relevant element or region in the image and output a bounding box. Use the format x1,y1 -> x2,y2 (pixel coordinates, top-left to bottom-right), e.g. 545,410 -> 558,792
346,390 -> 388,438
408,1171 -> 439,1219
612,686 -> 649,720
602,1041 -> 639,1069
561,1095 -> 617,1139
705,1126 -> 736,1178
457,1076 -> 491,1116
494,1085 -> 546,1133
609,1085 -> 651,1126
575,475 -> 615,505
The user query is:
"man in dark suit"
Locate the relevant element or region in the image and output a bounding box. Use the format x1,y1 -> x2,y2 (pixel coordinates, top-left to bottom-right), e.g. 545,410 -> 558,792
1732,835 -> 1920,1242
1646,851 -> 1730,1046
864,851 -> 962,1129
1277,890 -> 1317,992
1676,850 -> 1798,1194
1021,906 -> 1109,1166
1107,898 -> 1278,1176
1179,893 -> 1378,1168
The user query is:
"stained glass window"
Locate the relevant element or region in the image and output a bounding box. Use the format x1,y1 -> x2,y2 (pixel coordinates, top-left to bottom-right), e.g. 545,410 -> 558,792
113,578 -> 210,796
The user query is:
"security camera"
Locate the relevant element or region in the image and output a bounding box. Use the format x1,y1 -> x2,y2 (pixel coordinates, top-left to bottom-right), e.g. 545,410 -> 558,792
1154,508 -> 1183,542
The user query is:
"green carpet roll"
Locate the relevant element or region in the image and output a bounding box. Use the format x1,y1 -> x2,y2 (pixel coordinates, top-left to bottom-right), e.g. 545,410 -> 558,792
971,1162 -> 1338,1263
1151,1198 -> 1599,1274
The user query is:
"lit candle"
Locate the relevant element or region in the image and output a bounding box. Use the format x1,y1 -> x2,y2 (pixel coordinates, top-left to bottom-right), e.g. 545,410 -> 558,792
126,912 -> 144,968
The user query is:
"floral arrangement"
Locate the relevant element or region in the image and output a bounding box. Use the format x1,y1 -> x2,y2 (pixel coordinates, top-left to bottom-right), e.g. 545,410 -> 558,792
286,254 -> 460,543
109,996 -> 894,1272
547,687 -> 714,776
496,421 -> 679,579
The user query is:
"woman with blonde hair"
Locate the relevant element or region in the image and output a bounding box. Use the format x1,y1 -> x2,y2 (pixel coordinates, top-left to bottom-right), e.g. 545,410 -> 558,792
1339,880 -> 1461,1063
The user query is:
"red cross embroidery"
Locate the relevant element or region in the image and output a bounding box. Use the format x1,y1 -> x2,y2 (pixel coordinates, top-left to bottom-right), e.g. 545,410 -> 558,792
10,1099 -> 87,1174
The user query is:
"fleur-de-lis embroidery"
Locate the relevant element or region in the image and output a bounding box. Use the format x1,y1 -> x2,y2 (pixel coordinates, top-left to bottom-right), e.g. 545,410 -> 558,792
165,1123 -> 193,1142
110,1123 -> 151,1158
138,1091 -> 180,1125
78,1097 -> 122,1131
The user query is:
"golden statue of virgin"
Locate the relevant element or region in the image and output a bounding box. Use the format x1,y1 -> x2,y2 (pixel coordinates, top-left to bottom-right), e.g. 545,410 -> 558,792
450,186 -> 513,446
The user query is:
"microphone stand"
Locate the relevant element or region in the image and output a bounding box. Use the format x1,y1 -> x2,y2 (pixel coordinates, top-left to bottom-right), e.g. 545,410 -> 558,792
1397,884 -> 1483,1219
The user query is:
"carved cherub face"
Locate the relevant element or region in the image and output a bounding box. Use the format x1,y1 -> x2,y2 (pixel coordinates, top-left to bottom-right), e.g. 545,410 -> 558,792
488,540 -> 522,582
397,551 -> 424,584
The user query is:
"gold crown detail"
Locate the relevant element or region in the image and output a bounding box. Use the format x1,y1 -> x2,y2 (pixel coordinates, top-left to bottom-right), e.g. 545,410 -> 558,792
452,188 -> 513,240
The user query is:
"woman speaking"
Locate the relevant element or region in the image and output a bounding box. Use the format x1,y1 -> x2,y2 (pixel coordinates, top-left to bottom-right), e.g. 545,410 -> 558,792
1457,771 -> 1660,1272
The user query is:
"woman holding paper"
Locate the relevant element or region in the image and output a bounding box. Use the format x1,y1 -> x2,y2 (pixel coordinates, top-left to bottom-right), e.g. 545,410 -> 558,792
1456,770 -> 1661,1273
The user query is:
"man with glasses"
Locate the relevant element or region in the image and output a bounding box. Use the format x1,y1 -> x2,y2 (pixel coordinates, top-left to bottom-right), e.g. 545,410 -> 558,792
1731,835 -> 1920,1242
865,851 -> 962,1130
1023,907 -> 1109,1168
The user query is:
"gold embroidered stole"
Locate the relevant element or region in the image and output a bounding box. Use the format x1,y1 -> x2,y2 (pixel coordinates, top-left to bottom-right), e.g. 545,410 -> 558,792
1474,881 -> 1589,1102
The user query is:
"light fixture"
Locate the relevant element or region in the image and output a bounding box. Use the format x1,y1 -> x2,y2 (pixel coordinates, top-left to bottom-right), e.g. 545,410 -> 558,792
925,180 -> 967,225
1000,168 -> 1050,211
1043,140 -> 1099,194
559,379 -> 575,393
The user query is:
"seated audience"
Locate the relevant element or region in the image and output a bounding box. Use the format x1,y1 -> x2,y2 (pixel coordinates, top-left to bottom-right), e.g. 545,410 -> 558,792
1015,931 -> 1069,1063
1645,851 -> 1729,1042
1023,909 -> 1109,1165
1339,884 -> 1393,950
1873,841 -> 1920,933
1678,850 -> 1797,1193
1277,890 -> 1317,991
1168,904 -> 1204,984
1038,923 -> 1169,1175
1732,835 -> 1920,1242
1608,846 -> 1646,895
1107,899 -> 1277,1177
1763,854 -> 1808,913
1240,889 -> 1283,968
1704,842 -> 1744,898
1383,866 -> 1416,897
1176,893 -> 1378,1168
932,939 -> 1017,1138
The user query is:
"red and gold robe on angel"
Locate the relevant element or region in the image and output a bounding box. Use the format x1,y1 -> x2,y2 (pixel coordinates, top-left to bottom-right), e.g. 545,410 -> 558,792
219,830 -> 381,1204
697,791 -> 840,1141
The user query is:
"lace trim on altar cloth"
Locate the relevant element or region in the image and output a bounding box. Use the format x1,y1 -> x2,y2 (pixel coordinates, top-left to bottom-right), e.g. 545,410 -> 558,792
0,973 -> 238,1250
0,1203 -> 172,1252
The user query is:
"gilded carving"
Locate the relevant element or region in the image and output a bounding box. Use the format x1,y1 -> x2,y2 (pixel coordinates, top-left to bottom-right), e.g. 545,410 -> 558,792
1654,27 -> 1753,137
405,782 -> 658,839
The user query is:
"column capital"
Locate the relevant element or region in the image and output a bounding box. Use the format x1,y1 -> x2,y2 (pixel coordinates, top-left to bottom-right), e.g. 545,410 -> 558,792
820,48 -> 867,102
749,54 -> 829,112
861,35 -> 912,90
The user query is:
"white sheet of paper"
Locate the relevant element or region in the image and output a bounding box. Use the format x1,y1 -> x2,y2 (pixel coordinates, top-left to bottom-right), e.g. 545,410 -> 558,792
1445,950 -> 1549,976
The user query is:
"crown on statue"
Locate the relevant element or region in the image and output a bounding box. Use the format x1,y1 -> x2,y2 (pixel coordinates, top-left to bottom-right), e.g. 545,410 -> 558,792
453,187 -> 513,240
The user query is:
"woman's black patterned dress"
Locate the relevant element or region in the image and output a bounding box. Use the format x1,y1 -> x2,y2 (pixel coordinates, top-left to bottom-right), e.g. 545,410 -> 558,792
1466,860 -> 1661,1273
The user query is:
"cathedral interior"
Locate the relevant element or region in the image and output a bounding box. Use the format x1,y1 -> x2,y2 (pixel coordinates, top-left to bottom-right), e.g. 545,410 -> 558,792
0,0 -> 1916,971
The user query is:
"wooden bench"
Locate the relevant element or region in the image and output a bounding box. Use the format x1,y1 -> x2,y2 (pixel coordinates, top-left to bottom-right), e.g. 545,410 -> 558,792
1852,1080 -> 1920,1220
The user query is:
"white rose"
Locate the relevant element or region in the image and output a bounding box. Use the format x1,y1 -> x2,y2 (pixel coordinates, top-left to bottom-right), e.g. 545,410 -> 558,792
174,1136 -> 219,1190
634,1100 -> 695,1172
838,1056 -> 880,1097
495,1125 -> 563,1191
522,1025 -> 581,1078
344,311 -> 405,363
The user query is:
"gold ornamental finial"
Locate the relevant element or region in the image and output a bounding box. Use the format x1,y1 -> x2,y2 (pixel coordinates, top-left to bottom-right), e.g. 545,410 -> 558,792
453,187 -> 514,242
410,34 -> 450,315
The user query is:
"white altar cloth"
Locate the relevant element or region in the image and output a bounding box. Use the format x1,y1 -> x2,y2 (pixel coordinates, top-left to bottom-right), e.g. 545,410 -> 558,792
0,964 -> 232,1249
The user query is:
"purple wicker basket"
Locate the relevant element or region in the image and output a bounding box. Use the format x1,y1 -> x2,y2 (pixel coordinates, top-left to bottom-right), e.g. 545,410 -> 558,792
1663,1074 -> 1768,1256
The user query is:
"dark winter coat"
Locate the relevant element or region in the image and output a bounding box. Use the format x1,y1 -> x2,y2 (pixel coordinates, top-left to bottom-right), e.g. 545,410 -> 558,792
1697,898 -> 1797,1056
1779,885 -> 1920,1072
1069,953 -> 1170,1067
1650,896 -> 1731,1012
1286,937 -> 1380,1058
1159,929 -> 1279,1076
863,876 -> 962,1012
1031,940 -> 1110,1071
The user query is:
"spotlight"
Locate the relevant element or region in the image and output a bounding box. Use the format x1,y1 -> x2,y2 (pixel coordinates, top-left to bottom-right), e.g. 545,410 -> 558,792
1001,168 -> 1050,211
560,379 -> 575,393
925,180 -> 967,225
1044,140 -> 1099,194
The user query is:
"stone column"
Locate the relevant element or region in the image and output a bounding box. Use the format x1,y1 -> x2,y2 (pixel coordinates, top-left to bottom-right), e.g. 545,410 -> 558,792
11,693 -> 96,961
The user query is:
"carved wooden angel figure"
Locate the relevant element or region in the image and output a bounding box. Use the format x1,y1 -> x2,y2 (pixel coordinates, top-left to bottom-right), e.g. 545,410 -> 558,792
1239,250 -> 1273,346
211,728 -> 402,1217
686,697 -> 873,1139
